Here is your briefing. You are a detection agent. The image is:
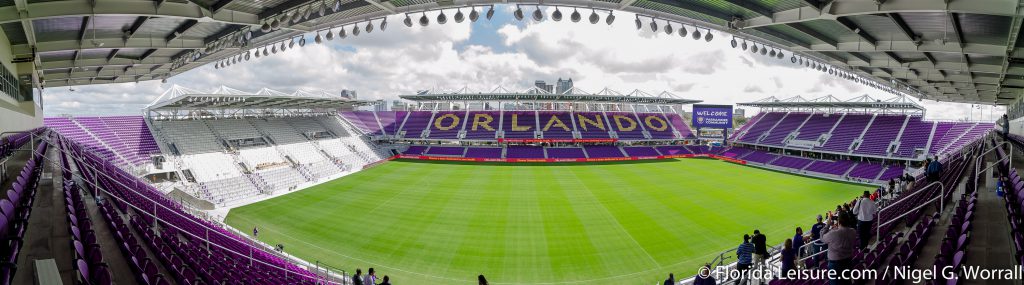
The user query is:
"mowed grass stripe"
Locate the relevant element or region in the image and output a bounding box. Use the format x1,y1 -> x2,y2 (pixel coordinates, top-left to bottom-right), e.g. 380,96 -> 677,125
225,159 -> 869,285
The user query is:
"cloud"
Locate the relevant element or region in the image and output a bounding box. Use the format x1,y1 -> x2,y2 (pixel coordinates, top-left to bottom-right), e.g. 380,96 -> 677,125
40,6 -> 1003,121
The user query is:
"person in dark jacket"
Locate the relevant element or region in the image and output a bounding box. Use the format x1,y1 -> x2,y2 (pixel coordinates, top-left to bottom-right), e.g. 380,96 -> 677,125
664,273 -> 675,285
352,269 -> 363,285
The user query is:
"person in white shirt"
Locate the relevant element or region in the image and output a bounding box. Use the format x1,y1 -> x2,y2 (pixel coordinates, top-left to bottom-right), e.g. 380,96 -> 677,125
363,267 -> 377,285
852,191 -> 878,249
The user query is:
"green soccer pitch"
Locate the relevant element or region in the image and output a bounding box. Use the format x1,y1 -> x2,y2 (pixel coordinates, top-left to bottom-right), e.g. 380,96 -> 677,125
224,158 -> 871,284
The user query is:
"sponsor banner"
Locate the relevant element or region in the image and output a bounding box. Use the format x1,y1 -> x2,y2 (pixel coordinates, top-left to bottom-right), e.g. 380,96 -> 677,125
692,104 -> 734,129
496,138 -> 618,143
394,153 -> 747,164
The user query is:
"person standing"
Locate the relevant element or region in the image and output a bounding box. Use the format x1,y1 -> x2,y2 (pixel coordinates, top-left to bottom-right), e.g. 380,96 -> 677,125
792,227 -> 805,259
780,239 -> 796,276
853,191 -> 878,249
379,276 -> 391,285
352,269 -> 363,285
252,226 -> 259,239
363,267 -> 377,285
810,215 -> 827,265
752,230 -> 767,269
735,235 -> 754,285
664,273 -> 675,285
821,217 -> 858,285
927,157 -> 943,182
478,275 -> 488,285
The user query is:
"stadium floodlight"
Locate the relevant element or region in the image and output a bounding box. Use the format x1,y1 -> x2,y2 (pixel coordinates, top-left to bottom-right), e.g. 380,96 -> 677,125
649,19 -> 657,32
404,14 -> 413,27
303,8 -> 311,21
606,11 -> 615,25
514,6 -> 524,21
271,18 -> 281,29
730,37 -> 737,48
791,55 -> 797,63
280,14 -> 290,26
298,36 -> 306,46
340,27 -> 347,38
263,47 -> 269,56
288,38 -> 295,48
245,51 -> 251,61
692,29 -> 701,40
635,15 -> 642,30
326,29 -> 334,41
420,13 -> 429,26
769,48 -> 775,57
679,25 -> 687,37
589,10 -> 599,24
438,11 -> 448,25
315,32 -> 323,44
333,0 -> 341,12
245,31 -> 253,41
486,6 -> 495,20
470,8 -> 480,22
319,2 -> 326,16
366,21 -> 374,32
751,44 -> 758,54
381,18 -> 388,31
664,21 -> 673,34
455,9 -> 465,23
552,7 -> 563,22
353,24 -> 360,36
571,9 -> 581,23
533,7 -> 543,21
255,48 -> 261,58
271,45 -> 277,54
162,78 -> 168,84
704,30 -> 712,42
777,50 -> 784,59
759,46 -> 767,55
261,22 -> 271,32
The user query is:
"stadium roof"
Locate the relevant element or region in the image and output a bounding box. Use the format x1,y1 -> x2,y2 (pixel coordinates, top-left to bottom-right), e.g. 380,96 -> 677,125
738,94 -> 925,112
145,84 -> 365,110
398,86 -> 701,105
10,0 -> 1023,105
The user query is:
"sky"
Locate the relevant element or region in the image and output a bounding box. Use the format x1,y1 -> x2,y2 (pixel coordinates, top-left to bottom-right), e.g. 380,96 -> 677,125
41,6 -> 1004,121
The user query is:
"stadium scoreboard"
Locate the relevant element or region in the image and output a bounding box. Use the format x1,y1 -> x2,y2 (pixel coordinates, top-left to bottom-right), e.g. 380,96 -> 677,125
692,104 -> 734,129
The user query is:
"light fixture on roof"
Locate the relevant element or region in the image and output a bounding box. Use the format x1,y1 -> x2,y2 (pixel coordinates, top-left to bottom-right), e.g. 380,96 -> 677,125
769,48 -> 776,57
533,6 -> 543,21
552,7 -> 563,21
649,19 -> 658,32
325,29 -> 334,41
606,11 -> 615,25
263,47 -> 269,56
791,55 -> 797,63
303,8 -> 312,21
271,18 -> 281,29
280,14 -> 291,26
255,48 -> 261,58
470,8 -> 480,22
759,46 -> 767,55
692,28 -> 701,40
455,9 -> 465,23
261,22 -> 271,32
333,0 -> 341,12
353,24 -> 360,36
635,15 -> 642,30
571,8 -> 582,23
486,6 -> 495,20
704,30 -> 712,42
319,2 -> 326,16
589,10 -> 599,24
339,27 -> 347,38
679,25 -> 688,37
315,32 -> 323,44
751,44 -> 758,54
514,6 -> 524,21
381,18 -> 388,31
404,14 -> 413,27
288,38 -> 295,48
420,13 -> 429,26
776,50 -> 784,59
437,11 -> 448,25
271,45 -> 277,54
730,37 -> 737,48
245,51 -> 251,61
281,41 -> 287,51
366,21 -> 374,32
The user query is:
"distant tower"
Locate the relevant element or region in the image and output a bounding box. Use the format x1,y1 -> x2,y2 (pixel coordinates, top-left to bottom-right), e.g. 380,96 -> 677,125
556,78 -> 573,94
340,89 -> 358,99
534,80 -> 553,93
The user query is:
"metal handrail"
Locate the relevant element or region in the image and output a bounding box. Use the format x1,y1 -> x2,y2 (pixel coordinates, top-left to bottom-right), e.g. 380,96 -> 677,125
976,141 -> 1012,181
876,181 -> 945,239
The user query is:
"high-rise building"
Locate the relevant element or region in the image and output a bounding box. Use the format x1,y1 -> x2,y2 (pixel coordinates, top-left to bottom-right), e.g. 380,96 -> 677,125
373,99 -> 387,111
555,78 -> 573,94
535,80 -> 554,93
391,100 -> 408,111
340,89 -> 358,99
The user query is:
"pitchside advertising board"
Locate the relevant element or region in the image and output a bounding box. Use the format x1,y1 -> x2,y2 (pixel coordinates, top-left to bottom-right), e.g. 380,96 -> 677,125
692,104 -> 734,129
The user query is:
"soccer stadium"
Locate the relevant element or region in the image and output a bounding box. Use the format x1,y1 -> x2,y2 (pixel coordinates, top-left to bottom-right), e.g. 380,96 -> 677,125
1,0 -> 1024,284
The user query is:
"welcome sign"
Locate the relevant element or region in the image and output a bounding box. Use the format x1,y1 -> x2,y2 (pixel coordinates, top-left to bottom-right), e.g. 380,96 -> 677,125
692,104 -> 734,129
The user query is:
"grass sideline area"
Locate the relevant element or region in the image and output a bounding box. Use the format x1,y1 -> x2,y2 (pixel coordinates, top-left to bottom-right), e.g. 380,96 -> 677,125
225,158 -> 870,284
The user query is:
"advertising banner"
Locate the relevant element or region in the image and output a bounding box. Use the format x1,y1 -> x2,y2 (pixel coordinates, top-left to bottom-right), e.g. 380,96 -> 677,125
692,104 -> 734,129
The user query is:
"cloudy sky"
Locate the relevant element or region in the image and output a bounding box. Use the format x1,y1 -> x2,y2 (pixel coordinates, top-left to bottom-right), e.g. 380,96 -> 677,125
41,6 -> 1003,121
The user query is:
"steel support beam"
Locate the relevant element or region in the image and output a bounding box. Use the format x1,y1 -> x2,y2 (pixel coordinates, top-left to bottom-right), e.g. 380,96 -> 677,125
741,0 -> 1018,28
